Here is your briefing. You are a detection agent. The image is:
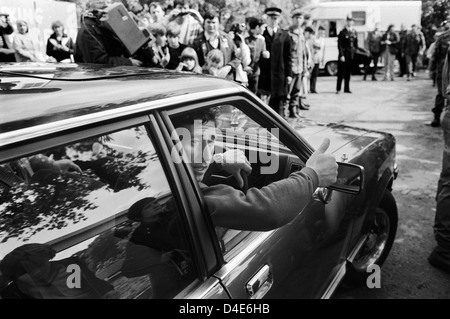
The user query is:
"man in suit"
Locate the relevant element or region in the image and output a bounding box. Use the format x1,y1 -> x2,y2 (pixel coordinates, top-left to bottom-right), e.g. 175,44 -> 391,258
192,9 -> 241,81
245,17 -> 270,95
258,7 -> 293,116
336,14 -> 358,94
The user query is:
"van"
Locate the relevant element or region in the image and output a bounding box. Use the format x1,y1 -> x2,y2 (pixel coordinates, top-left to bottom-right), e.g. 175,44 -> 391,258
301,1 -> 422,75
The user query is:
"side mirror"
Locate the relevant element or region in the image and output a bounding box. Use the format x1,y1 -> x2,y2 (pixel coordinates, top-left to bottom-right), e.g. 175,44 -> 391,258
328,162 -> 364,195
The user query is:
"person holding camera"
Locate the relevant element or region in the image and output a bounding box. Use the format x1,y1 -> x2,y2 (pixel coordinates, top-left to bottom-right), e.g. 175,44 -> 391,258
166,0 -> 203,46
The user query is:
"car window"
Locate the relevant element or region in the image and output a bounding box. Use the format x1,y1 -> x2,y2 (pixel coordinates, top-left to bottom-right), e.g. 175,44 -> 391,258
0,125 -> 194,299
168,103 -> 288,261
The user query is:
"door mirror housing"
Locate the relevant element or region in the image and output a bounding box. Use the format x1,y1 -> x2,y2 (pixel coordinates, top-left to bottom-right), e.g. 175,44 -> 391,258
328,162 -> 364,195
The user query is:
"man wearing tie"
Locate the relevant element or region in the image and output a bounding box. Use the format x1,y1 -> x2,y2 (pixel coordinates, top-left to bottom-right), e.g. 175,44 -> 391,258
336,14 -> 358,94
258,7 -> 293,117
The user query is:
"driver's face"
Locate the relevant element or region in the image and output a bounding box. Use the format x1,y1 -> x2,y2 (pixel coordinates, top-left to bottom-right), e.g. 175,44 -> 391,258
180,121 -> 216,182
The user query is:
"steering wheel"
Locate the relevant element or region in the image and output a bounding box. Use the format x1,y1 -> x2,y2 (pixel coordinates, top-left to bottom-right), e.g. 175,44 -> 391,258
205,170 -> 249,194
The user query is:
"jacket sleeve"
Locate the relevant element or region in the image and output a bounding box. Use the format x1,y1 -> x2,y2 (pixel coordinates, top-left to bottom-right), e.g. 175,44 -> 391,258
74,28 -> 132,66
337,31 -> 344,58
442,49 -> 450,100
203,167 -> 319,231
284,32 -> 293,77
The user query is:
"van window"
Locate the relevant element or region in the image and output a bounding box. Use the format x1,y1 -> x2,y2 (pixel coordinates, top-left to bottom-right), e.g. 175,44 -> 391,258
351,11 -> 366,26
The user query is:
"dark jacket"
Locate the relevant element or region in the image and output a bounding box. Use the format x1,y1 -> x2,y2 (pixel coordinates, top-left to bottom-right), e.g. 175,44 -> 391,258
46,32 -> 75,62
338,27 -> 358,60
431,30 -> 450,79
381,31 -> 399,55
259,28 -> 292,97
74,15 -> 132,66
403,31 -> 423,56
0,23 -> 15,62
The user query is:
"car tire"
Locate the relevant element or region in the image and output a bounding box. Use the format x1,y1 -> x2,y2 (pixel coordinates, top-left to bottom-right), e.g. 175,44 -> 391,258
343,189 -> 398,286
326,61 -> 338,76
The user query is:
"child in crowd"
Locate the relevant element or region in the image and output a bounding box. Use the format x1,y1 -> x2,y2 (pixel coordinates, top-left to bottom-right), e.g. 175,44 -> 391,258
148,23 -> 170,68
202,49 -> 225,77
165,22 -> 187,70
176,47 -> 202,73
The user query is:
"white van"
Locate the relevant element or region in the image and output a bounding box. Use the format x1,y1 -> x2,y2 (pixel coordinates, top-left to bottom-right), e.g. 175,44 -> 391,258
301,1 -> 422,75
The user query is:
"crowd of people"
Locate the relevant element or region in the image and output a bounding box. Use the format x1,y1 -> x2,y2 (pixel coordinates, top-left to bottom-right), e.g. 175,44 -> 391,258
0,0 -> 329,119
0,13 -> 75,63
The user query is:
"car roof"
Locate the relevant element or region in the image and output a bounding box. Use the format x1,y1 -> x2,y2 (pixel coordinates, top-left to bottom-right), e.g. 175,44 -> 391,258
0,63 -> 241,138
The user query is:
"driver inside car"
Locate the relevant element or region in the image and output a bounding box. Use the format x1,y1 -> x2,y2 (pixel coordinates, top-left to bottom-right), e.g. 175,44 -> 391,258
170,107 -> 339,231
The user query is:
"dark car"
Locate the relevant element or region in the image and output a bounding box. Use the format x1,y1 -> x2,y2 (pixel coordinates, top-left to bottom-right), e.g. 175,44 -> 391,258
324,47 -> 372,76
0,63 -> 398,299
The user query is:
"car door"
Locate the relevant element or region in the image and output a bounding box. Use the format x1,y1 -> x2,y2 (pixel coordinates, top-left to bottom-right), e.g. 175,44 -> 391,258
0,114 -> 228,300
161,96 -> 358,299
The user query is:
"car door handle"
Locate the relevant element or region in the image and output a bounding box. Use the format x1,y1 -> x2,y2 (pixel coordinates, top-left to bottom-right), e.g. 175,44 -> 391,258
246,264 -> 273,299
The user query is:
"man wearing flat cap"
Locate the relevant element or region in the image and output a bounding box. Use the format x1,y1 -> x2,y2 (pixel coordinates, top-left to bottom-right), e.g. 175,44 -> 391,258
287,9 -> 309,118
258,7 -> 293,116
336,14 -> 358,94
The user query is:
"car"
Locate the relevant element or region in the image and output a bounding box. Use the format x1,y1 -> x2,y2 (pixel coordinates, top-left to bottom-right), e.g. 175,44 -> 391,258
0,62 -> 398,299
323,46 -> 373,76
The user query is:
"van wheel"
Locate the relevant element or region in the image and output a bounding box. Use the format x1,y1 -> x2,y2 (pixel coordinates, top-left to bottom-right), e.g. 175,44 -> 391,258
343,190 -> 398,286
326,61 -> 338,76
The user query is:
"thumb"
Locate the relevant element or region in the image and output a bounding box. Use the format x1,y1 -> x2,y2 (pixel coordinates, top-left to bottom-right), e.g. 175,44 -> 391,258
315,138 -> 330,154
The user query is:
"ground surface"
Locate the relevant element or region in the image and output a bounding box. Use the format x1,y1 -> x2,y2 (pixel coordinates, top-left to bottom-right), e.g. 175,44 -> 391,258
292,70 -> 450,299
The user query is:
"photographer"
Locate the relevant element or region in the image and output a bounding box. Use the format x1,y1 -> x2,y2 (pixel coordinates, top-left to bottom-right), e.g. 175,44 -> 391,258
167,0 -> 203,46
74,0 -> 143,66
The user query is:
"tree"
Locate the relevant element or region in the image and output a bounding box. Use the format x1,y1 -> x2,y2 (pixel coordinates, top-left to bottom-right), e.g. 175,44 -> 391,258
421,0 -> 450,48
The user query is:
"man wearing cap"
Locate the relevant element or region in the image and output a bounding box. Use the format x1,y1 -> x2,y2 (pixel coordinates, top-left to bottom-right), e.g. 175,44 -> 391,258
74,0 -> 144,66
287,9 -> 309,118
0,12 -> 15,62
336,14 -> 358,94
245,17 -> 270,95
258,7 -> 293,116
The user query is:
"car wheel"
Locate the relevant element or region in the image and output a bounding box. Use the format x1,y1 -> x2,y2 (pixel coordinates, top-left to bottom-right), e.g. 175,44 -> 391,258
344,190 -> 398,286
326,61 -> 338,76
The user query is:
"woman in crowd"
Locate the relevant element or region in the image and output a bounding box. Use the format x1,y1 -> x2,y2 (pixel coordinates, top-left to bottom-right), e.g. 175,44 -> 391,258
13,19 -> 43,62
46,20 -> 75,63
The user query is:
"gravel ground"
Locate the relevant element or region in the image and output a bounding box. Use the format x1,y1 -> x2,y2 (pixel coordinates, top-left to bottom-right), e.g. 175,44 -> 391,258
296,69 -> 450,299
